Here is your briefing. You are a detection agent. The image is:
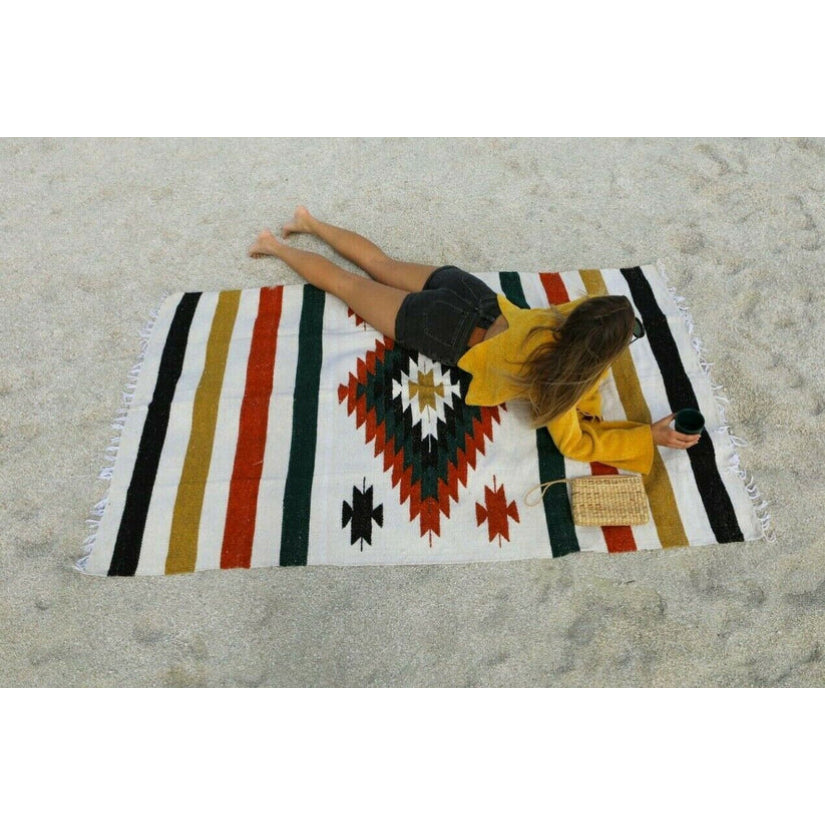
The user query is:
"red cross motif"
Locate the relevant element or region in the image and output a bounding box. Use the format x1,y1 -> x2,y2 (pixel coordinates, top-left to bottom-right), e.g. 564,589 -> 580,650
475,476 -> 520,546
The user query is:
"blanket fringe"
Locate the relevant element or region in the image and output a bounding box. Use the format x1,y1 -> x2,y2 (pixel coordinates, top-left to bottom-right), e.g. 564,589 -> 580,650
656,261 -> 775,543
76,296 -> 169,572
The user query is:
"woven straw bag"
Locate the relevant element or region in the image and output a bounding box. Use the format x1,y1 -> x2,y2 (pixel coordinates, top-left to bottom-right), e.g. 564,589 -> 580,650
526,474 -> 650,527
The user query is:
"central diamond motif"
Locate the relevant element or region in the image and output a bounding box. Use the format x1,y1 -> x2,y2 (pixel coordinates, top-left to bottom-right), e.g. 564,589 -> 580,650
394,357 -> 462,441
338,338 -> 502,543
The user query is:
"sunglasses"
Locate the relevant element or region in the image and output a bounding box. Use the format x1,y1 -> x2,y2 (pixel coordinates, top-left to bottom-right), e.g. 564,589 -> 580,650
631,317 -> 646,343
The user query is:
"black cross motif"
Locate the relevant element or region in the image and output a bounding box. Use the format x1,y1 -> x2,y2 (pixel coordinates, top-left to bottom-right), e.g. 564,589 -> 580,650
342,478 -> 384,551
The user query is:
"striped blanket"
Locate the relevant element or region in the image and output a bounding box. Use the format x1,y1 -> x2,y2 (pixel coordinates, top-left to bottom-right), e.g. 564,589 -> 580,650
79,265 -> 768,575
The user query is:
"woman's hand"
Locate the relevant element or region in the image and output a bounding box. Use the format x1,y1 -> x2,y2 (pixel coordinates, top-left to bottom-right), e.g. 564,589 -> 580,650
651,414 -> 702,450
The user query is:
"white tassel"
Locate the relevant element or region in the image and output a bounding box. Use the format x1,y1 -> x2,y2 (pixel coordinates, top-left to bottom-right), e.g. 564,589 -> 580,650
656,261 -> 774,543
79,295 -> 168,570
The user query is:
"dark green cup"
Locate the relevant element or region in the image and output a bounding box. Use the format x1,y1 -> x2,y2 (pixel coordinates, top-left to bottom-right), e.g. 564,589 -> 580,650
674,408 -> 705,435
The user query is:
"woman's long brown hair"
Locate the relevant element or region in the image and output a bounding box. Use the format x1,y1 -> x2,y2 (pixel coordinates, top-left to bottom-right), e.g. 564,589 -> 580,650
509,295 -> 636,426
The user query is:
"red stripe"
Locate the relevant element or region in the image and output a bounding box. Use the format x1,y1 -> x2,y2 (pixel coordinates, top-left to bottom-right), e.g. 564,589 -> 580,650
539,272 -> 638,553
221,287 -> 284,568
590,463 -> 638,552
539,272 -> 569,306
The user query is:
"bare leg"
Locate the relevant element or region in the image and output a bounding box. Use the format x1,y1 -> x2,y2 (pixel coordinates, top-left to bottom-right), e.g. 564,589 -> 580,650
282,206 -> 436,292
249,230 -> 407,339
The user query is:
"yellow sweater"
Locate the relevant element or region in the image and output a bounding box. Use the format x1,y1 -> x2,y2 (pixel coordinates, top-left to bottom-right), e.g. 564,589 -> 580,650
456,294 -> 655,474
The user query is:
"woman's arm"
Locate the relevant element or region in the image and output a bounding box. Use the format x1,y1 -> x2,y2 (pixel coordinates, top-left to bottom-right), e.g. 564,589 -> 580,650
547,410 -> 701,475
547,408 -> 655,474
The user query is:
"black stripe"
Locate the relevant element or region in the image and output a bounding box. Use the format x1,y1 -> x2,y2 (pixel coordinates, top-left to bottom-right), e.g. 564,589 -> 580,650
280,285 -> 325,566
499,272 -> 579,556
621,267 -> 744,543
109,292 -> 202,575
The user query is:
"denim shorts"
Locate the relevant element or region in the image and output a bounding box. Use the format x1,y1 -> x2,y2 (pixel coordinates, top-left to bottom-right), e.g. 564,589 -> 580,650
394,266 -> 502,366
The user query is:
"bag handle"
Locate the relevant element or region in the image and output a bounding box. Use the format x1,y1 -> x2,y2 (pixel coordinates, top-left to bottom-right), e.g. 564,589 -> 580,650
524,478 -> 570,507
524,473 -> 644,507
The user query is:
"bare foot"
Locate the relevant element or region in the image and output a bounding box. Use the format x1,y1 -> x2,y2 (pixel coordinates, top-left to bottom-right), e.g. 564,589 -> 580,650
248,229 -> 283,259
282,205 -> 315,238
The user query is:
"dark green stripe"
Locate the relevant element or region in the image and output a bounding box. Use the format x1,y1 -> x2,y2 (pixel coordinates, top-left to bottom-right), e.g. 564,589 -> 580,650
498,272 -> 528,309
280,285 -> 325,566
535,428 -> 579,556
499,272 -> 579,557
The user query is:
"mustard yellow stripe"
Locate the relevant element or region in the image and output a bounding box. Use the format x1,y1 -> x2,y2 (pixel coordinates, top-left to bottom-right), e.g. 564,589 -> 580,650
579,270 -> 689,548
166,290 -> 241,573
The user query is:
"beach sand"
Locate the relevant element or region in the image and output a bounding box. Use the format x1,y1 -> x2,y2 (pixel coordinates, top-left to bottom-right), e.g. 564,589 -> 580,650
1,137 -> 821,687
